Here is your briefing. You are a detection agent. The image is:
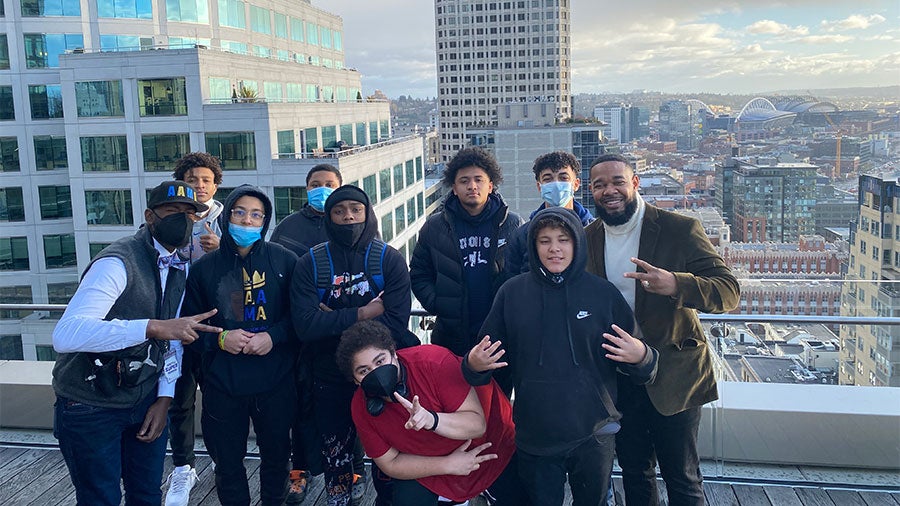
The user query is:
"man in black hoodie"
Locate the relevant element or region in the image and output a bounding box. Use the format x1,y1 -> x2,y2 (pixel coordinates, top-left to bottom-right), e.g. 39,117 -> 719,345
410,147 -> 523,357
181,185 -> 298,506
463,207 -> 658,506
270,163 -> 342,503
291,185 -> 414,506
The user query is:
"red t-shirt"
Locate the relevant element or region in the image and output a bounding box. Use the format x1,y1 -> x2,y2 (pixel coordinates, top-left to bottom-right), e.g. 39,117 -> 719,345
351,345 -> 516,502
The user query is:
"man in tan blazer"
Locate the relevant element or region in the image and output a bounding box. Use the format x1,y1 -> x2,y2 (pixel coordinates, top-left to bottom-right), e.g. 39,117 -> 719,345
585,154 -> 740,506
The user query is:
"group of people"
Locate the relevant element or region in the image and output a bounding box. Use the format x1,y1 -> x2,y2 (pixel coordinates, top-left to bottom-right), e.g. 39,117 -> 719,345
51,146 -> 739,506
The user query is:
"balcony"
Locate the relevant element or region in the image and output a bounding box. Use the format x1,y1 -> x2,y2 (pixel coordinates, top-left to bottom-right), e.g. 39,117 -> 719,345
1,305 -> 898,505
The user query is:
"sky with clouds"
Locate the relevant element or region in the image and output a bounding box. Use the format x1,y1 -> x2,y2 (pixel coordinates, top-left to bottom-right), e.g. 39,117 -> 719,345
318,0 -> 899,98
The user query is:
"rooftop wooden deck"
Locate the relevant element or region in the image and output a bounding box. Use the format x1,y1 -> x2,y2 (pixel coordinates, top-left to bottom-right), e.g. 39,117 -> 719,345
2,446 -> 898,505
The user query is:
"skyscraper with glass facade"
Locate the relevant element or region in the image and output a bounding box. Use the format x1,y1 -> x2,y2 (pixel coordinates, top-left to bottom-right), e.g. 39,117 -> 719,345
0,0 -> 429,360
433,0 -> 572,162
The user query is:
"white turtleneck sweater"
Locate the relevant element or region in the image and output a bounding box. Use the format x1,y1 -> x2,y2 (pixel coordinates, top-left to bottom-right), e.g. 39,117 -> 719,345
603,194 -> 646,311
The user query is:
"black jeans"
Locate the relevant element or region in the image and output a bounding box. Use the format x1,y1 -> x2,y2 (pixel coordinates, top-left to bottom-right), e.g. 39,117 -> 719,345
201,381 -> 295,506
169,347 -> 201,467
616,380 -> 705,506
313,379 -> 357,506
291,351 -> 324,475
517,435 -> 615,506
391,452 -> 529,506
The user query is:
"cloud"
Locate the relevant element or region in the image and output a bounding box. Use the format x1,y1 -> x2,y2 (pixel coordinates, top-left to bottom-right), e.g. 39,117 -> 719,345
746,20 -> 809,36
821,14 -> 886,31
794,34 -> 855,44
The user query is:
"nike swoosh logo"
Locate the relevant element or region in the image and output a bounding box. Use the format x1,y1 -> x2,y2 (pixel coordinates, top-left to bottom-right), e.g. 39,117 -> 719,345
576,311 -> 591,319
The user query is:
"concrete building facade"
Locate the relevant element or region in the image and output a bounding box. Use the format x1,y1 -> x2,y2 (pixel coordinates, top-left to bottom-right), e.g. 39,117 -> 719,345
433,0 -> 572,162
0,0 -> 429,360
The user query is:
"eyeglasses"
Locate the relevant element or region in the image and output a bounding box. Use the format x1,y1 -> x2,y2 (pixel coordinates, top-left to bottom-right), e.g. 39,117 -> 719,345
231,208 -> 265,222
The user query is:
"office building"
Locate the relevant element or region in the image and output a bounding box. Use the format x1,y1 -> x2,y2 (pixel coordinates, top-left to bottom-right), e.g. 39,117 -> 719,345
0,0 -> 428,360
839,173 -> 900,386
434,0 -> 572,162
731,158 -> 818,243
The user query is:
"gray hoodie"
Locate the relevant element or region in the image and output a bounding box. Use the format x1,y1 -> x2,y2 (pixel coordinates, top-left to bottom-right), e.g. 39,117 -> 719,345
180,199 -> 224,262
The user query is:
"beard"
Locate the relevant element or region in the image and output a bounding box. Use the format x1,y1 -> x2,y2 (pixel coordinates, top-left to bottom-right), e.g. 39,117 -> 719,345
595,195 -> 638,226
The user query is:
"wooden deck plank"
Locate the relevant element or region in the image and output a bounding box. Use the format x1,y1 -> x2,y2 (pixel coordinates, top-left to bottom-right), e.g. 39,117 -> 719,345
827,489 -> 868,506
0,450 -> 67,504
0,448 -> 47,482
657,477 -> 669,505
0,447 -> 28,471
198,458 -> 261,506
795,487 -> 837,506
15,451 -> 71,506
732,483 -> 773,506
859,490 -> 900,506
703,481 -> 739,506
763,486 -> 804,506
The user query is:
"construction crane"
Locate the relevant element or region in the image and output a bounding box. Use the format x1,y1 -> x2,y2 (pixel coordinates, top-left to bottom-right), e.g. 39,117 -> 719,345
822,111 -> 845,177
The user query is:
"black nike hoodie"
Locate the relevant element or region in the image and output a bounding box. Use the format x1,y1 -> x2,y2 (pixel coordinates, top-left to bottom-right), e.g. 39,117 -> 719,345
465,207 -> 658,456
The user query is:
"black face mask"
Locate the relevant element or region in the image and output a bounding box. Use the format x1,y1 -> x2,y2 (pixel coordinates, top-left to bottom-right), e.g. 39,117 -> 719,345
331,222 -> 366,248
361,362 -> 409,416
150,210 -> 193,248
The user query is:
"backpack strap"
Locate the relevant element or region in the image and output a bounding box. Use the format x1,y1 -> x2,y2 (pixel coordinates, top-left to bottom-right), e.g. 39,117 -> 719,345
310,242 -> 334,303
364,239 -> 387,293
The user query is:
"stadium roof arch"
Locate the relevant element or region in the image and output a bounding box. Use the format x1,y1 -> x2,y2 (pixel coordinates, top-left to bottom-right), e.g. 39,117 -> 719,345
736,97 -> 797,130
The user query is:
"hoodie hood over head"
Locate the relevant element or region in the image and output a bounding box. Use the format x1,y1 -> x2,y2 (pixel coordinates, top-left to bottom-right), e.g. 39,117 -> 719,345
218,184 -> 273,252
323,185 -> 379,249
527,206 -> 587,287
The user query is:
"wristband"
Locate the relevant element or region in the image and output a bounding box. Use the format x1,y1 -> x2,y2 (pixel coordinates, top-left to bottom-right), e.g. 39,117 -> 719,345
218,330 -> 228,350
427,409 -> 439,431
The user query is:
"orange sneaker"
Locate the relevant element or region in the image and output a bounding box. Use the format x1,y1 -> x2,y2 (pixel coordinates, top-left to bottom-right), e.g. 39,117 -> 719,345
286,470 -> 310,504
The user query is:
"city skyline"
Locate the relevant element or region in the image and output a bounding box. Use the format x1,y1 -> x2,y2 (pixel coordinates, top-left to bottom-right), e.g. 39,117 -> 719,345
322,0 -> 899,99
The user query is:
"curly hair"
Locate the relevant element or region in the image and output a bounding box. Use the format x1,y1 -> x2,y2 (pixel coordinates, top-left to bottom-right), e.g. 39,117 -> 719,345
532,151 -> 581,180
172,152 -> 224,184
441,146 -> 503,188
336,321 -> 397,381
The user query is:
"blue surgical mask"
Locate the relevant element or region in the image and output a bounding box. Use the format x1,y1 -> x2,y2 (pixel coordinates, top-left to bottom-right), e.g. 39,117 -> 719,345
307,186 -> 335,212
540,181 -> 574,207
229,223 -> 263,248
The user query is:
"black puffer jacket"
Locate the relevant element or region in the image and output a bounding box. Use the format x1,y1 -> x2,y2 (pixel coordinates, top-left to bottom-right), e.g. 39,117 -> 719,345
183,185 -> 298,396
409,193 -> 523,356
269,205 -> 328,257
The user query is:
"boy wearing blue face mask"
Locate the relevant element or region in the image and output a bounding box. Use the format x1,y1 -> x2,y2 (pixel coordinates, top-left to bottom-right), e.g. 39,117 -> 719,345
271,164 -> 342,255
181,185 -> 300,506
504,152 -> 594,277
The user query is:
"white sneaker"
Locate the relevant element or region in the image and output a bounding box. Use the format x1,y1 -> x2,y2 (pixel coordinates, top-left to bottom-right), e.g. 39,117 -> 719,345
164,465 -> 198,506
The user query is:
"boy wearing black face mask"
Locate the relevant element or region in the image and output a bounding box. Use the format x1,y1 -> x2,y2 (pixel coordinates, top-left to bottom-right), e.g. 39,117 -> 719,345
291,185 -> 414,506
334,320 -> 527,506
51,181 -> 222,506
180,185 -> 299,506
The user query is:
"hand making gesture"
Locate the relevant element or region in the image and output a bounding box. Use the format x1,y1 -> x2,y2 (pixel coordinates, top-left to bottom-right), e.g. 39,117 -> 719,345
623,257 -> 677,296
466,335 -> 508,373
146,308 -> 222,344
444,440 -> 497,476
395,393 -> 437,431
602,324 -> 648,364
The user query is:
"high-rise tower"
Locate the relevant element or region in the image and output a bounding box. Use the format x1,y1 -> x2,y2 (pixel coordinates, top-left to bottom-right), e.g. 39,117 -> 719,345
433,0 -> 572,162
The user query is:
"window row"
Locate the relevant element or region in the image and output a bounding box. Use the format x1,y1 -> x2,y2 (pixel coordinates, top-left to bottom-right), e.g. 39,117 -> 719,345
0,282 -> 78,321
209,78 -> 358,104
0,186 -> 72,222
0,78 -> 187,121
0,131 -> 255,172
0,234 -> 76,271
